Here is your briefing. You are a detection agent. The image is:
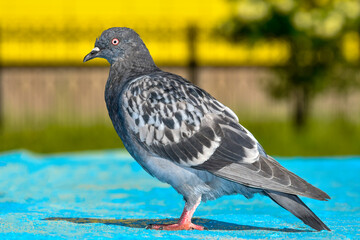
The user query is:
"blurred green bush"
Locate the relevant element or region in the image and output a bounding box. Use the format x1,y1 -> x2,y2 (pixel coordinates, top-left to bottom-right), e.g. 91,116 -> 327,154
217,0 -> 360,128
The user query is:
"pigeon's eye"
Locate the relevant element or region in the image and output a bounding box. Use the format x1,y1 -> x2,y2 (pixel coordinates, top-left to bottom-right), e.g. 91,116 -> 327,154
111,38 -> 120,46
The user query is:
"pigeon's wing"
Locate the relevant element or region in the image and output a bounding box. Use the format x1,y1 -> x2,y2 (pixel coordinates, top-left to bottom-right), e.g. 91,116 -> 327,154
122,73 -> 330,201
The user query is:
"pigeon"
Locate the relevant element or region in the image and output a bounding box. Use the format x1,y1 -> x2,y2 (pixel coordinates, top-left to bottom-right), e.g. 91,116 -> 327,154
83,27 -> 330,231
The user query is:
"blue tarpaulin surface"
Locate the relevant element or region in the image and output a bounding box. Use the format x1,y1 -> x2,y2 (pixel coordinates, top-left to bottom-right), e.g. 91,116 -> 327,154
0,150 -> 359,239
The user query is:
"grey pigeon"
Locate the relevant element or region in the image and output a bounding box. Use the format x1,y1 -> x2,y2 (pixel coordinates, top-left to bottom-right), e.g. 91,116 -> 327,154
83,27 -> 330,231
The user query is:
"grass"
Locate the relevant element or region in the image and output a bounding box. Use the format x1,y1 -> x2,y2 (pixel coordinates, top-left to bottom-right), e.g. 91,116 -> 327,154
0,124 -> 124,154
242,118 -> 360,156
1,118 -> 359,156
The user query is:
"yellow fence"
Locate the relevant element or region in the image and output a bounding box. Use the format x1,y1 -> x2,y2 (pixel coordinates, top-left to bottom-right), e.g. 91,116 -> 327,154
0,0 -> 358,66
0,0 -> 290,66
0,26 -> 291,66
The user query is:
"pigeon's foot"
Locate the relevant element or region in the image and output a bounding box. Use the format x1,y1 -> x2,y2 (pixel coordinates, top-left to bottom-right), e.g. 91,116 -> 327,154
146,222 -> 207,231
146,197 -> 204,230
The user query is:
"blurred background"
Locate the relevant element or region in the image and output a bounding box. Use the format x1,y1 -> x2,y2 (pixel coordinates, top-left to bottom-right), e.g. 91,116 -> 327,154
0,0 -> 359,156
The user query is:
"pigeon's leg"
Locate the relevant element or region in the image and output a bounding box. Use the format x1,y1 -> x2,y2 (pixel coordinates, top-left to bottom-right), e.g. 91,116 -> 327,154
146,196 -> 206,230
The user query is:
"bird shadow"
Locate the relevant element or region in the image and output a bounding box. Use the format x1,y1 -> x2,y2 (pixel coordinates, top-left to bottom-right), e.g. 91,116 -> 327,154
44,217 -> 312,232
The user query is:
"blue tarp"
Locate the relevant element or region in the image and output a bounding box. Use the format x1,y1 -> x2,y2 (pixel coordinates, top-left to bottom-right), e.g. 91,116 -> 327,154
0,150 -> 359,239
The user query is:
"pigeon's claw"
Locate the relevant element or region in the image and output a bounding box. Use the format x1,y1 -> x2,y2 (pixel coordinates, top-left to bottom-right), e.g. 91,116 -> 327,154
146,197 -> 206,231
146,223 -> 206,231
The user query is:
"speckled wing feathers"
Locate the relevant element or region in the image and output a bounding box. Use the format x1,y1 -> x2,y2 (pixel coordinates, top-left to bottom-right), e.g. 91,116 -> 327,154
122,72 -> 330,200
123,73 -> 243,167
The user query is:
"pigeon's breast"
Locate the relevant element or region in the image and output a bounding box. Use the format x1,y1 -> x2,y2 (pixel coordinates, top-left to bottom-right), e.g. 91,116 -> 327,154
104,73 -> 140,159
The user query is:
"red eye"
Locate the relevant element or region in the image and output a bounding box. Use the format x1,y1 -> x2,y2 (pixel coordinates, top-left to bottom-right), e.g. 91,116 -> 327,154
111,38 -> 119,45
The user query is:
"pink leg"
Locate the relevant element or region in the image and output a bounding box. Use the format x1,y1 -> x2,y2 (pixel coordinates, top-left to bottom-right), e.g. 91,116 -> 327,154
146,197 -> 206,231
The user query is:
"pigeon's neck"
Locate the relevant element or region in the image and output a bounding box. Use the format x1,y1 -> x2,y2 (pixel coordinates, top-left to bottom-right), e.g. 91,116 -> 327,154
108,54 -> 160,90
110,46 -> 160,80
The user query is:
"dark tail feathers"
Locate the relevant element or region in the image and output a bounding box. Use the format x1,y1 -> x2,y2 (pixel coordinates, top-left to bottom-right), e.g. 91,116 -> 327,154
265,190 -> 330,231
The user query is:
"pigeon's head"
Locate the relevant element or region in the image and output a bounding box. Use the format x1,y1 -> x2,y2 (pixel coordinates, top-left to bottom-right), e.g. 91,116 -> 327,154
83,27 -> 154,66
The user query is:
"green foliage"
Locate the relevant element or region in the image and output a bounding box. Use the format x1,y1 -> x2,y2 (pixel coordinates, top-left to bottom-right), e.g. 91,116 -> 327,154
0,124 -> 123,153
242,118 -> 360,156
220,0 -> 360,40
218,0 -> 360,128
1,119 -> 359,156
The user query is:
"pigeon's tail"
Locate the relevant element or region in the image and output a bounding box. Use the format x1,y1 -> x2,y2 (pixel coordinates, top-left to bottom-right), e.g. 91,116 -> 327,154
265,190 -> 330,231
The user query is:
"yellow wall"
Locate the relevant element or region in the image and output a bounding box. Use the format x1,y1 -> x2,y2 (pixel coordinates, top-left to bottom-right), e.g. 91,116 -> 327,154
0,0 -> 292,66
5,0 -> 359,66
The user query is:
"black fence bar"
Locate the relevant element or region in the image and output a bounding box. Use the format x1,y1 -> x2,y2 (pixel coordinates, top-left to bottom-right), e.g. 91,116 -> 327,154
187,25 -> 198,86
0,27 -> 3,132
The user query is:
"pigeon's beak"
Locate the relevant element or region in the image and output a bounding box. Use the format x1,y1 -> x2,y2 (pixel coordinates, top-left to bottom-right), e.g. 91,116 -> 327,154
83,47 -> 101,62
